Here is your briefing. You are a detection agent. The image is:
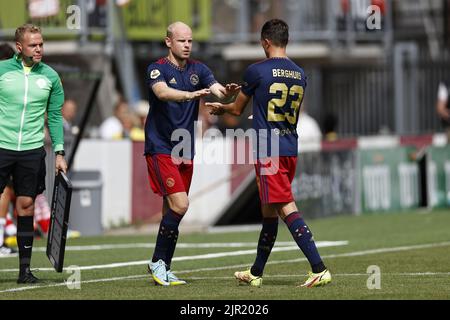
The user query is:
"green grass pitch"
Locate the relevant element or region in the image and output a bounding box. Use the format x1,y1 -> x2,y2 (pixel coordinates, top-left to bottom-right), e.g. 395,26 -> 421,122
1,209 -> 449,300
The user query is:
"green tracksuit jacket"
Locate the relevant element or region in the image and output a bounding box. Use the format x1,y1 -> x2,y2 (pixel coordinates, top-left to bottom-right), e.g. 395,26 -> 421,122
0,54 -> 64,152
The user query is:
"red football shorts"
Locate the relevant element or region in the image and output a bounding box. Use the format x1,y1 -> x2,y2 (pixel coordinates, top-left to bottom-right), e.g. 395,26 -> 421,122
146,154 -> 193,196
254,156 -> 297,205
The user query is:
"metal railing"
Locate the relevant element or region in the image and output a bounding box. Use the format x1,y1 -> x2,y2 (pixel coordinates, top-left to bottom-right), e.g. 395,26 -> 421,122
320,56 -> 450,137
211,0 -> 391,47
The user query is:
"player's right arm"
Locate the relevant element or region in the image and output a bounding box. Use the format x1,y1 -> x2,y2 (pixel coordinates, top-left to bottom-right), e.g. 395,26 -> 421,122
148,64 -> 210,102
152,82 -> 210,102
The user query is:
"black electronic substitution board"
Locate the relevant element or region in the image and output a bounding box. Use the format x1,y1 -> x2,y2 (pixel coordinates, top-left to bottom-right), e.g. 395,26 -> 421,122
46,172 -> 73,273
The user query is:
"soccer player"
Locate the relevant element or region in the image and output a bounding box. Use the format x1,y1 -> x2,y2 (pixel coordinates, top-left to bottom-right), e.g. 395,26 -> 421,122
0,25 -> 67,283
145,21 -> 239,286
206,19 -> 331,288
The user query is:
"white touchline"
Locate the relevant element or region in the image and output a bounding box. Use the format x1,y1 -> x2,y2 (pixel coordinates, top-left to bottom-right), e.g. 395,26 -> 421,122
182,272 -> 450,280
18,241 -> 341,252
0,241 -> 449,294
0,275 -> 148,293
0,241 -> 349,271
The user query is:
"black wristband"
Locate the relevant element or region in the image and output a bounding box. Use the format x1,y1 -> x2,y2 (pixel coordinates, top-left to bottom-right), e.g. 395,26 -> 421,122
55,150 -> 65,156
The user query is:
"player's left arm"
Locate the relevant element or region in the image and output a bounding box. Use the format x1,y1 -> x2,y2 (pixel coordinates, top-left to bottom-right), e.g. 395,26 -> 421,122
206,63 -> 258,116
46,73 -> 68,174
205,91 -> 250,117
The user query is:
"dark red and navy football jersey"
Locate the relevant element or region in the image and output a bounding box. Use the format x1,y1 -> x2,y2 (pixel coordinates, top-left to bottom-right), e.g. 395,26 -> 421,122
241,57 -> 306,157
145,58 -> 217,159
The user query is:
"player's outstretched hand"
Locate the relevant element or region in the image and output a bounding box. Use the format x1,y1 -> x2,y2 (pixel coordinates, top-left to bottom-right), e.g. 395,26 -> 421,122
205,102 -> 226,115
225,83 -> 241,97
189,88 -> 211,100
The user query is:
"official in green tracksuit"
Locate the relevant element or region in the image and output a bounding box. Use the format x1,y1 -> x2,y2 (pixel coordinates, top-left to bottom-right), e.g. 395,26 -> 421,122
0,24 -> 67,284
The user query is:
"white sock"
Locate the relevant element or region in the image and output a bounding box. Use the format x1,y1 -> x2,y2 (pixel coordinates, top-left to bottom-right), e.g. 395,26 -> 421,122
0,218 -> 6,247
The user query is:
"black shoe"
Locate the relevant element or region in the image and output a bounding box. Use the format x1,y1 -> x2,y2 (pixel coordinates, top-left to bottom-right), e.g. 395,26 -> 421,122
17,268 -> 39,284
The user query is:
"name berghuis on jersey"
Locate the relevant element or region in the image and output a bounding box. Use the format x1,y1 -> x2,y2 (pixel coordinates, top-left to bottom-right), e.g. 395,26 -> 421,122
272,69 -> 302,80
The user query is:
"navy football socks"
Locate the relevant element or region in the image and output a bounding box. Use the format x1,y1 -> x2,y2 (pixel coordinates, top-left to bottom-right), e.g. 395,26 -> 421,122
251,217 -> 278,277
284,212 -> 326,273
152,209 -> 184,266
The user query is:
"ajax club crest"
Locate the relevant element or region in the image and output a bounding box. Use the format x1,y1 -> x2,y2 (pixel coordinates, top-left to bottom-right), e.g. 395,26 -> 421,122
190,74 -> 199,86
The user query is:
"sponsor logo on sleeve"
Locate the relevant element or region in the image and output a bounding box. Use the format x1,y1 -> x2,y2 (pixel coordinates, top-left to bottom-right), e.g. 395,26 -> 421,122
150,69 -> 161,80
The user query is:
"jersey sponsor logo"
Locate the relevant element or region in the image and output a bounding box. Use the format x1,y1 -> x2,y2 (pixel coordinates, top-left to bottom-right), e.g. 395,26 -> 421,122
273,128 -> 297,136
166,177 -> 175,188
150,69 -> 161,80
190,74 -> 199,86
169,78 -> 177,85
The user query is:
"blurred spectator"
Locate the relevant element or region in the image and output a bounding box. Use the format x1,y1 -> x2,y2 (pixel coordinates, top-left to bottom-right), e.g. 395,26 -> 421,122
120,111 -> 141,140
437,82 -> 450,140
99,100 -> 129,139
128,100 -> 149,141
297,108 -> 322,152
62,99 -> 79,136
0,43 -> 15,59
0,179 -> 17,255
135,100 -> 149,127
322,112 -> 339,142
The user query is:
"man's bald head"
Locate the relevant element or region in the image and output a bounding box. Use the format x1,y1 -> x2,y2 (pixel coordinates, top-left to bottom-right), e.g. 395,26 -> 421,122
165,22 -> 193,64
166,22 -> 192,39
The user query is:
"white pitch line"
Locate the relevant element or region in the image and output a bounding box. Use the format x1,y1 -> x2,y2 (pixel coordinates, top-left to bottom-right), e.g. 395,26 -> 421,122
0,241 -> 349,271
0,241 -> 449,294
0,241 -> 344,256
185,272 -> 450,280
33,241 -> 331,252
0,275 -> 148,293
2,240 -> 449,274
154,241 -> 450,276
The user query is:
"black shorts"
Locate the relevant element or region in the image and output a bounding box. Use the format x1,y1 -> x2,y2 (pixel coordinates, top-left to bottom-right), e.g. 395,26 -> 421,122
0,147 -> 46,198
